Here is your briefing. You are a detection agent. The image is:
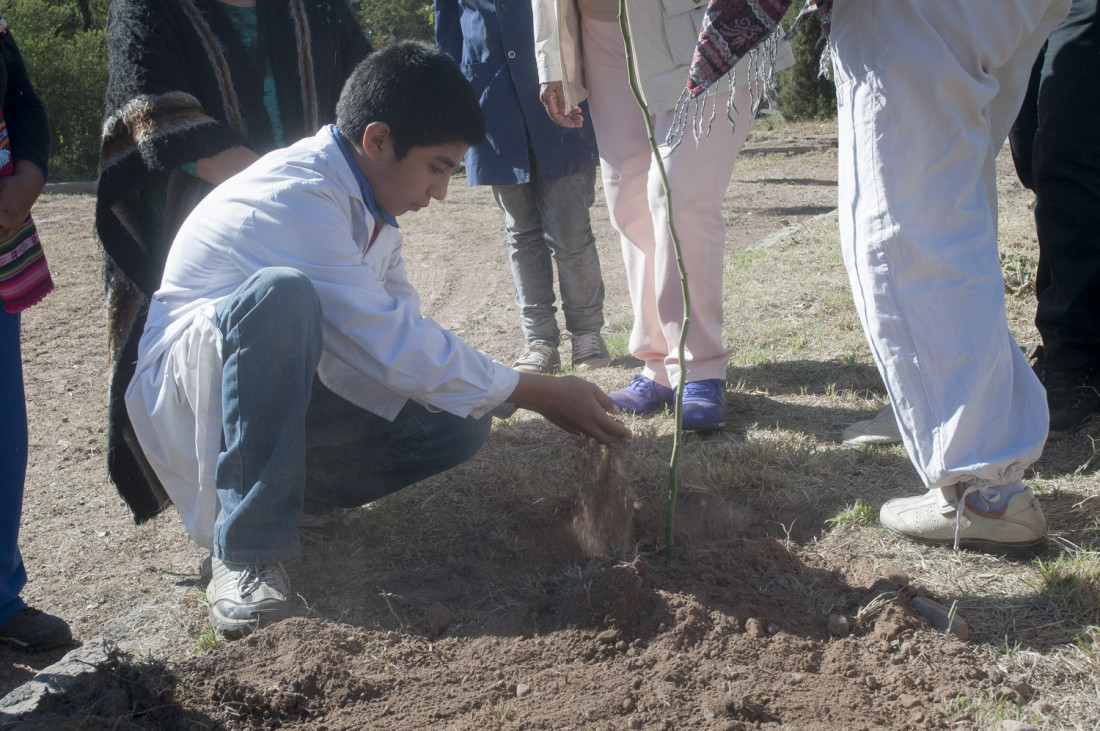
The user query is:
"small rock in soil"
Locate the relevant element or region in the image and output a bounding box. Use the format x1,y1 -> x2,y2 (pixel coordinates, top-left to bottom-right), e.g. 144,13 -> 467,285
998,722 -> 1041,731
597,629 -> 621,644
425,602 -> 452,637
827,613 -> 850,637
1025,700 -> 1054,717
874,618 -> 904,641
1005,676 -> 1032,701
745,618 -> 766,638
516,683 -> 531,698
910,596 -> 969,640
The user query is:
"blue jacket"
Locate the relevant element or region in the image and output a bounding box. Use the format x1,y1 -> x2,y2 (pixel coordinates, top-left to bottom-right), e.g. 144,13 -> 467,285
434,0 -> 599,186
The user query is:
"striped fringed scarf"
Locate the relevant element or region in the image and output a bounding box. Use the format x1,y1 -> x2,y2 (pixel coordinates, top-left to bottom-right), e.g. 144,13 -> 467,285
669,0 -> 832,147
0,113 -> 52,313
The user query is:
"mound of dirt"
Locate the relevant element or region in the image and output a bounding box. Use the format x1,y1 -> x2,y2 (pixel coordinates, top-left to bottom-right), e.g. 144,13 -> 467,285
147,539 -> 1006,730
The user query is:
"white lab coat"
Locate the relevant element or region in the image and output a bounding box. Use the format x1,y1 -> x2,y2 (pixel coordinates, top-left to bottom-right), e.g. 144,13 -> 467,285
126,126 -> 518,548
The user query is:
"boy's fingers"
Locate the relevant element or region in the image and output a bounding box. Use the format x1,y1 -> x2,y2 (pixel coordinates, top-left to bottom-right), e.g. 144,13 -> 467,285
595,390 -> 621,415
596,417 -> 632,443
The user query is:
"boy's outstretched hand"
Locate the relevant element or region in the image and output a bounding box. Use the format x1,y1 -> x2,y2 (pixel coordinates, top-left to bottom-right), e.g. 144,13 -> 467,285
508,373 -> 631,444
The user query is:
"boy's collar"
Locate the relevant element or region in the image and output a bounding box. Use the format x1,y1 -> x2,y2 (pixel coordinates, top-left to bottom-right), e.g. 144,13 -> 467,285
330,125 -> 399,229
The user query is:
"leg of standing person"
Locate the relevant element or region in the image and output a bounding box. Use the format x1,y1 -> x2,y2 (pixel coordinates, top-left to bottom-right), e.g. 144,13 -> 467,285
581,16 -> 749,429
1014,0 -> 1100,438
531,164 -> 609,370
0,310 -> 70,652
493,179 -> 565,375
830,0 -> 1068,555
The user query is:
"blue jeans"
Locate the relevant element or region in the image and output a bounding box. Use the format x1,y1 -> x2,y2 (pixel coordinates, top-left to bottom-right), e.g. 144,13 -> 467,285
212,268 -> 491,564
491,164 -> 605,345
0,310 -> 27,625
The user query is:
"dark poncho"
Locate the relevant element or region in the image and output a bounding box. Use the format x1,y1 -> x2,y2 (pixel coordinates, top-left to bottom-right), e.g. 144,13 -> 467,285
96,0 -> 370,523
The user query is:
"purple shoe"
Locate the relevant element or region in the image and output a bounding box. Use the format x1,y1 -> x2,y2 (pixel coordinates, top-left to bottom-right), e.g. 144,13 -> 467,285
609,374 -> 674,415
679,379 -> 726,431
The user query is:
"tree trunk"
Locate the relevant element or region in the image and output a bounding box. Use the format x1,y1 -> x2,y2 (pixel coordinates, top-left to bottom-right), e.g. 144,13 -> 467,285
76,0 -> 94,31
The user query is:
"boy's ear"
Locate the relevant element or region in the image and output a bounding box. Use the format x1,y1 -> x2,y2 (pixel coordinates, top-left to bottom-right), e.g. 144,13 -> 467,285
361,122 -> 392,161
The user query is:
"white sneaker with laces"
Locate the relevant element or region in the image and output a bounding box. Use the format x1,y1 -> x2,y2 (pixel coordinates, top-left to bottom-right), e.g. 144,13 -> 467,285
207,557 -> 293,635
842,404 -> 902,446
879,482 -> 1046,558
570,331 -> 611,370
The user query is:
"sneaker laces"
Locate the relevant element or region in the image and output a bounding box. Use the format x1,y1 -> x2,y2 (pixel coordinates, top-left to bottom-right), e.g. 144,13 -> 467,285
237,564 -> 283,597
516,340 -> 556,365
953,482 -> 1018,550
626,374 -> 662,397
571,332 -> 605,362
953,487 -> 983,551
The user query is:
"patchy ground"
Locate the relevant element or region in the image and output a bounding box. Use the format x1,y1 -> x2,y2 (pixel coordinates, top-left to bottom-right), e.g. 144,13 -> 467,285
3,120 -> 1091,730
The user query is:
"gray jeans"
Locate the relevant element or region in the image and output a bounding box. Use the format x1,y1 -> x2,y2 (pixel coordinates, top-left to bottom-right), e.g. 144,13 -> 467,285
492,165 -> 605,345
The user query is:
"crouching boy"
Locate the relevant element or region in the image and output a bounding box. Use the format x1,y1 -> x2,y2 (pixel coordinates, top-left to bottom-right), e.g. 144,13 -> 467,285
125,41 -> 630,635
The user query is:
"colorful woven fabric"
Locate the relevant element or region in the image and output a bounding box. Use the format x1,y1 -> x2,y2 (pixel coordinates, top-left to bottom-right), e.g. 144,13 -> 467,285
0,115 -> 51,313
687,0 -> 833,98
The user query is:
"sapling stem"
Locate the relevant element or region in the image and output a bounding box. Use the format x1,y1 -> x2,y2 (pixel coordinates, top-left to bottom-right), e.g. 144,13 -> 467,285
617,1 -> 691,563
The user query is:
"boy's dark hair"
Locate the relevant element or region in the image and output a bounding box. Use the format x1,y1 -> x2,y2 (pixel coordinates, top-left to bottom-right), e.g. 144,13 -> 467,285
336,41 -> 485,160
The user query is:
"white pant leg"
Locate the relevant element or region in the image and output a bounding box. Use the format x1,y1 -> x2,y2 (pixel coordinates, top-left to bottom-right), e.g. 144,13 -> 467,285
581,17 -> 749,388
831,0 -> 1069,491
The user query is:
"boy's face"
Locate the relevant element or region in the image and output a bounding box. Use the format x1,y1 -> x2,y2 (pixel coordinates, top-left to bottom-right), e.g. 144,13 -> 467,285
358,124 -> 467,217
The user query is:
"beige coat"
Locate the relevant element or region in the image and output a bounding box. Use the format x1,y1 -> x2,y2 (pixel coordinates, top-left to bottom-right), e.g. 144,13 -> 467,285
533,0 -> 794,113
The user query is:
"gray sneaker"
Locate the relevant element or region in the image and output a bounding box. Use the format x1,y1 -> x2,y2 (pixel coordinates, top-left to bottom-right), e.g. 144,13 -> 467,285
513,340 -> 561,374
570,331 -> 611,370
207,557 -> 293,636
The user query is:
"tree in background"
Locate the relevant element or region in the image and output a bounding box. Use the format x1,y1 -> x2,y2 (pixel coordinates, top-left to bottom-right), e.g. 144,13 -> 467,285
352,0 -> 433,46
0,0 -> 108,181
0,1 -> 447,180
776,6 -> 836,121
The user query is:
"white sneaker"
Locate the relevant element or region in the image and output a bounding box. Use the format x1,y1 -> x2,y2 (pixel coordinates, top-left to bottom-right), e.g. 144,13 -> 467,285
879,484 -> 1046,558
207,557 -> 293,635
842,404 -> 902,446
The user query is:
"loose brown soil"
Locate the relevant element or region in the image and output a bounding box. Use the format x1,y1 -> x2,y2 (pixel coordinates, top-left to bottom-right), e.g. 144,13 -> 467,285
1,121 -> 1075,729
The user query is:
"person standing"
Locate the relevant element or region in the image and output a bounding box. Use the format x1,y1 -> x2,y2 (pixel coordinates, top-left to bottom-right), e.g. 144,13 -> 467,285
1009,0 -> 1100,440
829,0 -> 1067,555
96,0 -> 371,523
681,0 -> 1066,555
0,20 -> 71,652
435,0 -> 610,375
533,0 -> 793,430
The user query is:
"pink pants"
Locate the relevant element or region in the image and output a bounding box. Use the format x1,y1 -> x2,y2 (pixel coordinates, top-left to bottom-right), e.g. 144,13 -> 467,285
580,17 -> 752,389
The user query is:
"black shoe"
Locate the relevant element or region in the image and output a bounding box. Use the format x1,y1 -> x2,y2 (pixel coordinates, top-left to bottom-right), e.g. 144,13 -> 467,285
0,606 -> 72,653
1035,364 -> 1100,439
